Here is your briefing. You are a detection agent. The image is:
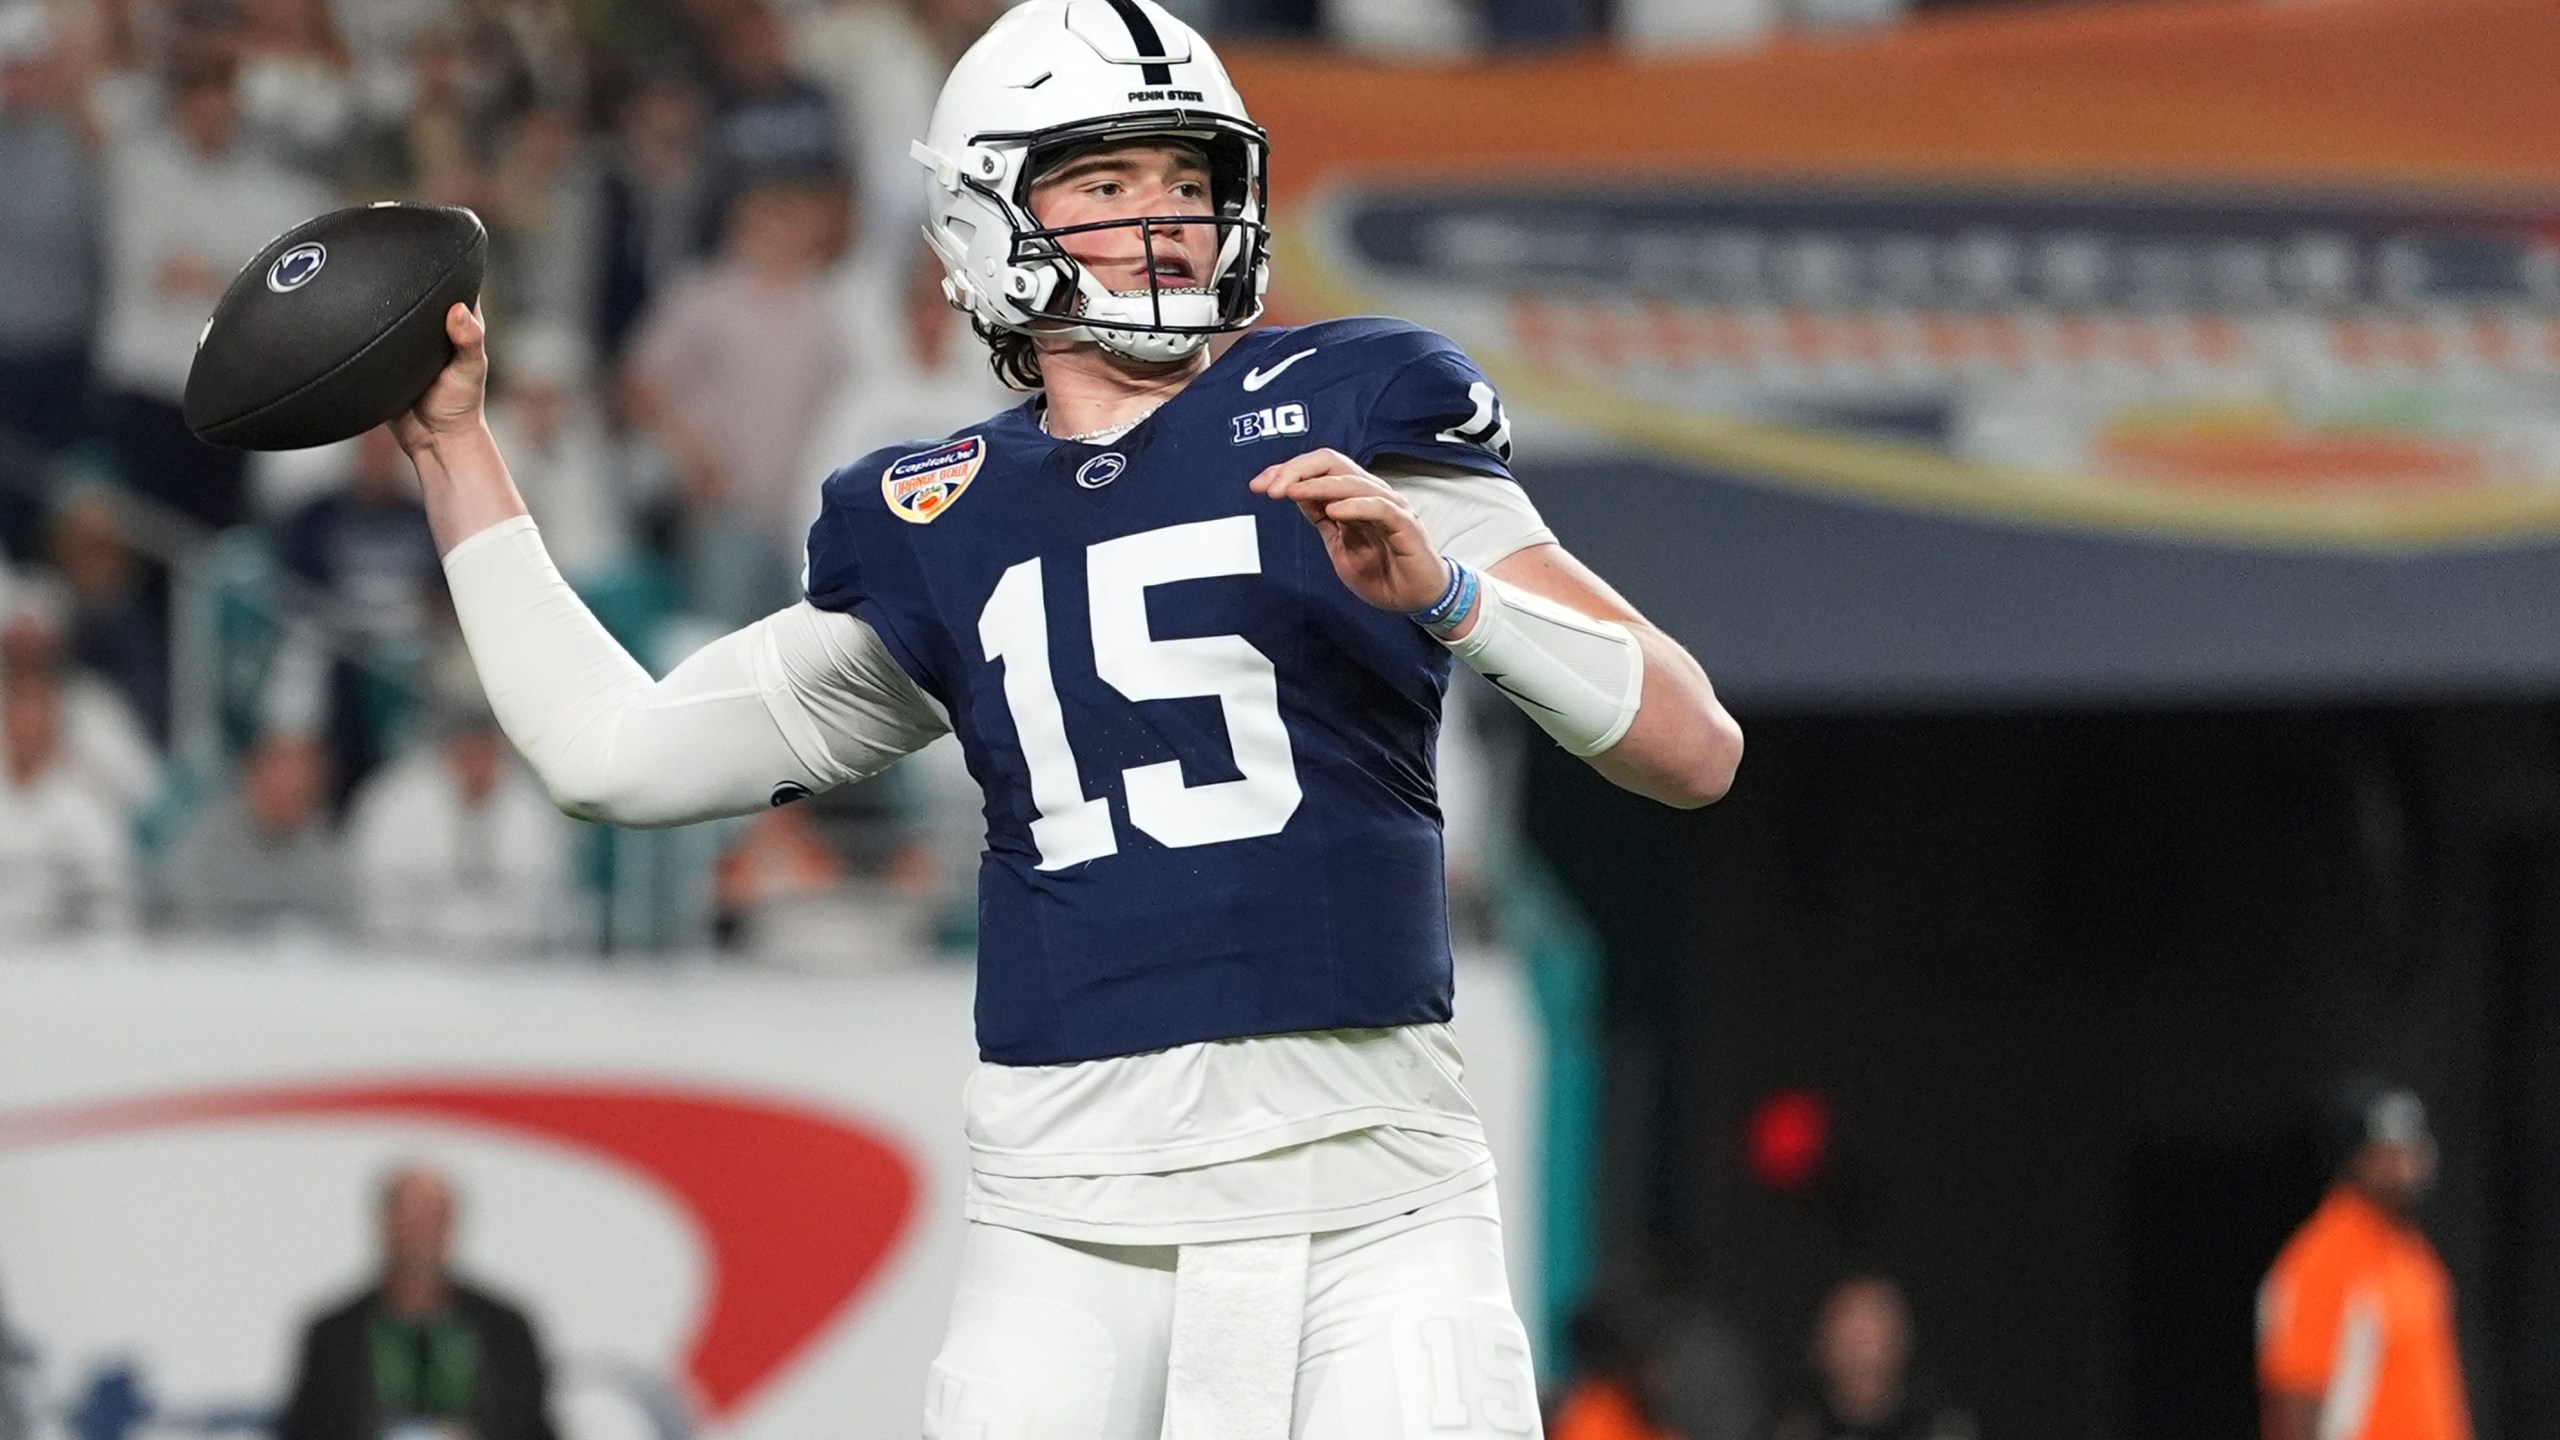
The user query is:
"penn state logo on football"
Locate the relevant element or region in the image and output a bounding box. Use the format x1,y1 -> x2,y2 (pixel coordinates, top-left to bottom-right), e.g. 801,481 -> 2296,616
881,435 -> 985,523
266,243 -> 327,294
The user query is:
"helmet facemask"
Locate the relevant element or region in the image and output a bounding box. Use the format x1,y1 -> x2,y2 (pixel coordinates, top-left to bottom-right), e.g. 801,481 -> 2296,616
967,114 -> 1270,364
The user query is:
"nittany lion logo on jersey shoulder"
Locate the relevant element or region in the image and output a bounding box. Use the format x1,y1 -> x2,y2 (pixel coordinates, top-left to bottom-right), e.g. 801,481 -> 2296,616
1434,381 -> 1513,462
882,435 -> 984,523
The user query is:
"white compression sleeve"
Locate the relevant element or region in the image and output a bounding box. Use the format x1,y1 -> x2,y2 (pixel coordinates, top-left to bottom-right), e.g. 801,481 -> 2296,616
441,516 -> 947,827
1442,571 -> 1645,757
1372,460 -> 1557,573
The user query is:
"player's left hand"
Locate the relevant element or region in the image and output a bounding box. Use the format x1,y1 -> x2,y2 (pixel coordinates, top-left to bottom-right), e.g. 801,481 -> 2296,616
1251,449 -> 1448,614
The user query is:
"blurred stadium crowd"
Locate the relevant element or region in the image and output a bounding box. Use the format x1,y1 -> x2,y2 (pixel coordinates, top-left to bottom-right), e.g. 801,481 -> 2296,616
5,0 -> 2037,953
0,0 -> 2026,956
0,0 -> 1500,953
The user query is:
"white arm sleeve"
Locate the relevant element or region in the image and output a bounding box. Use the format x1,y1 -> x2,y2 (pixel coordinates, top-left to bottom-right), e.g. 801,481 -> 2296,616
1444,572 -> 1646,758
1372,460 -> 1638,755
1373,460 -> 1557,571
442,516 -> 949,828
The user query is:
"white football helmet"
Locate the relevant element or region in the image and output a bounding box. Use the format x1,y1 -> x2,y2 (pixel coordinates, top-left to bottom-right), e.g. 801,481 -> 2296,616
912,0 -> 1271,365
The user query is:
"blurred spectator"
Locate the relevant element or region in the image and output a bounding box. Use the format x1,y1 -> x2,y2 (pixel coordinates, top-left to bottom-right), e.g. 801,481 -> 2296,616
623,167 -> 848,620
1786,0 -> 1901,32
791,0 -> 1003,254
485,99 -> 604,327
482,0 -> 590,115
330,0 -> 450,133
272,424 -> 445,802
161,730 -> 341,934
0,1 -> 103,455
1,571 -> 162,820
2258,1080 -> 2471,1440
715,803 -> 847,947
349,654 -> 575,951
702,1 -> 845,223
1435,669 -> 1515,935
233,0 -> 357,180
95,41 -> 329,529
1654,1293 -> 1773,1440
1321,0 -> 1481,56
486,322 -> 627,580
341,18 -> 492,204
0,644 -> 135,938
888,731 -> 983,947
800,244 -> 1012,481
1550,1296 -> 1683,1440
1771,1276 -> 1975,1440
280,1165 -> 560,1440
1616,0 -> 1774,50
49,485 -> 167,741
592,63 -> 717,363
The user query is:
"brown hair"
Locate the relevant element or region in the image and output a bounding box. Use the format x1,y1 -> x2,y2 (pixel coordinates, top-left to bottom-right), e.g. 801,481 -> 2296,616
977,317 -> 1044,392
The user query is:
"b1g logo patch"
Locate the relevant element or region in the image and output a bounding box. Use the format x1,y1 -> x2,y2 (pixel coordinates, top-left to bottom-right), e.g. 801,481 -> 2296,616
1231,403 -> 1309,445
882,435 -> 984,523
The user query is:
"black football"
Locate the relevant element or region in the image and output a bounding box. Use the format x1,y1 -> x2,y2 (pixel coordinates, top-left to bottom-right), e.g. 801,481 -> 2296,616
183,202 -> 485,451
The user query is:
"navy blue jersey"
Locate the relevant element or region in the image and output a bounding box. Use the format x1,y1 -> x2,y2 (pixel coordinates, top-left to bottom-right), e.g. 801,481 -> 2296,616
805,318 -> 1518,1065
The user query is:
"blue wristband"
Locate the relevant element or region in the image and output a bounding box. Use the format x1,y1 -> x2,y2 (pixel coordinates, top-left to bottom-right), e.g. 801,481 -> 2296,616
1412,559 -> 1479,637
1411,559 -> 1464,623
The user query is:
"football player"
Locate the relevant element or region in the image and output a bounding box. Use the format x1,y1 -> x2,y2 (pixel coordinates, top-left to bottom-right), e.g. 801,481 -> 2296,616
392,2 -> 1741,1435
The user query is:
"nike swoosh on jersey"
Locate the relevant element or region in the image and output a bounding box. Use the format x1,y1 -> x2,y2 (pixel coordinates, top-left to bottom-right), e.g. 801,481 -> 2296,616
1241,348 -> 1318,392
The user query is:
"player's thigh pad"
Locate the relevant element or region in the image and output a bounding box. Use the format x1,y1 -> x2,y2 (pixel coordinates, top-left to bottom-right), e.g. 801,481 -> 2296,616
1293,1192 -> 1542,1439
923,1221 -> 1176,1440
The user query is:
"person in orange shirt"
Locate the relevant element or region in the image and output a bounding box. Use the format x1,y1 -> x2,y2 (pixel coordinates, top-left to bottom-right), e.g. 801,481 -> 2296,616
1551,1297 -> 1685,1440
2258,1081 -> 2472,1440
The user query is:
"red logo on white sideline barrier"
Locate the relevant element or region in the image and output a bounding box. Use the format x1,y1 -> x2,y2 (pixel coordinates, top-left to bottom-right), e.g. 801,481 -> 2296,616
0,1080 -> 920,1421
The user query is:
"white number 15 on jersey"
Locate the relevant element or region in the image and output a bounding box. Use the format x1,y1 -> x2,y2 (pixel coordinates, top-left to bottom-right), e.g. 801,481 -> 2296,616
978,516 -> 1303,870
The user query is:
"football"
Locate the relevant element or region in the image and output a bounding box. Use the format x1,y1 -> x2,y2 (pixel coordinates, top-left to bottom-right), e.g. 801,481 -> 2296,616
182,202 -> 486,452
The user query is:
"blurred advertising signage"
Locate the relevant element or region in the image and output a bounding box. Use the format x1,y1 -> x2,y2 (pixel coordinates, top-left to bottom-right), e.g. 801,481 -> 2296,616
0,955 -> 975,1440
1299,184 -> 2560,548
0,951 -> 1545,1440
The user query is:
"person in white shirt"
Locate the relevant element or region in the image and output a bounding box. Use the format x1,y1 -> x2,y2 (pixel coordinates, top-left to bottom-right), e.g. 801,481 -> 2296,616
620,166 -> 850,622
0,571 -> 161,822
485,321 -> 627,584
377,5 -> 1741,1435
93,40 -> 328,529
162,730 -> 342,936
0,656 -> 133,938
348,672 -> 575,953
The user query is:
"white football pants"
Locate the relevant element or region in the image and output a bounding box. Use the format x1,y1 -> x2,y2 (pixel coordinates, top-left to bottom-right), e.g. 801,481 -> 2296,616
920,1183 -> 1544,1439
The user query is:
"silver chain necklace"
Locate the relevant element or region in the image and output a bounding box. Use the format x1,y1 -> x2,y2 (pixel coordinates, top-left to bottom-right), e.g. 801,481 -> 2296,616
1048,400 -> 1164,446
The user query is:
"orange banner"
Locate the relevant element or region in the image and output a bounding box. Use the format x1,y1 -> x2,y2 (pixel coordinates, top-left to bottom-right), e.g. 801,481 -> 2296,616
1232,0 -> 2560,198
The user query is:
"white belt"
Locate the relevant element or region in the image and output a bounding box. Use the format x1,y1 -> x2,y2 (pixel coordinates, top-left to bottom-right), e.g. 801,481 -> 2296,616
1160,1232 -> 1312,1440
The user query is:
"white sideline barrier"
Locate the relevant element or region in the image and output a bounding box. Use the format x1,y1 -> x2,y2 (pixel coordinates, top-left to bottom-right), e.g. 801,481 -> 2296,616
0,945 -> 1541,1440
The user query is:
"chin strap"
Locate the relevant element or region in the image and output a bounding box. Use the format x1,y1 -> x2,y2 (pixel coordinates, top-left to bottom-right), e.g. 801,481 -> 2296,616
1433,567 -> 1646,757
1087,322 -> 1211,363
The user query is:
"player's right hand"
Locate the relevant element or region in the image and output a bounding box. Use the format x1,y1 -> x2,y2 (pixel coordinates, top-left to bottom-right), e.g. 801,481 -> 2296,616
392,302 -> 490,457
1251,448 -> 1449,614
